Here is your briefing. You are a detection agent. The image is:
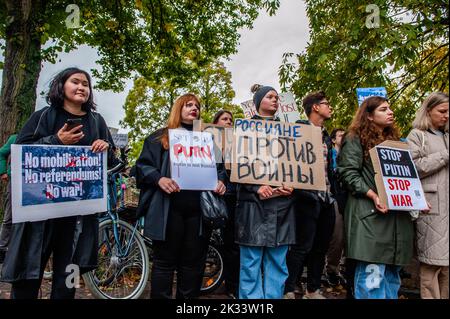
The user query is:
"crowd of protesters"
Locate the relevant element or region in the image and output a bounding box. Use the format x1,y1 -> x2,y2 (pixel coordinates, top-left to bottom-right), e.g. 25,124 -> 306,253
0,67 -> 448,300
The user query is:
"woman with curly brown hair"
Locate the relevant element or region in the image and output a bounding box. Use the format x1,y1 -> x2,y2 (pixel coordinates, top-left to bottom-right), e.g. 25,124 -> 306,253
337,96 -> 414,299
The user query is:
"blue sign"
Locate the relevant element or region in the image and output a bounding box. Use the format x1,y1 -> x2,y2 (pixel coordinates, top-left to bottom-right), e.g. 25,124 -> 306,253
356,87 -> 388,106
20,145 -> 104,206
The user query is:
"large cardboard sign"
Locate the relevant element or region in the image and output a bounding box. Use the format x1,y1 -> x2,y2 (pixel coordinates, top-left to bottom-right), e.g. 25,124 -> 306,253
169,129 -> 218,190
11,145 -> 107,223
230,119 -> 326,191
370,140 -> 428,211
240,92 -> 301,123
193,120 -> 233,169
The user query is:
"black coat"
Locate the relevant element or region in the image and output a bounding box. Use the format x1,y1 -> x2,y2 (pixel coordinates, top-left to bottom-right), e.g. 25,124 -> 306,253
234,115 -> 296,247
1,106 -> 116,282
135,128 -> 227,241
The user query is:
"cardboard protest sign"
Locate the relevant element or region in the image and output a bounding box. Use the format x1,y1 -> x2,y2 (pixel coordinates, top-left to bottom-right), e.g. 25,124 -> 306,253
356,87 -> 388,106
240,100 -> 257,119
169,129 -> 218,190
240,92 -> 301,123
193,120 -> 233,169
370,140 -> 428,211
11,145 -> 107,223
230,119 -> 326,191
111,133 -> 128,148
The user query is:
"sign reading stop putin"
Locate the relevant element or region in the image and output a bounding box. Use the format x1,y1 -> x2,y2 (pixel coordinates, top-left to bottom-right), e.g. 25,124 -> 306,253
370,140 -> 428,211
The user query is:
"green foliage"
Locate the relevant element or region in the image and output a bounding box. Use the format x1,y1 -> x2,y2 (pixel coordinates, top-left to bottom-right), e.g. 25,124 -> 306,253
279,0 -> 449,135
1,0 -> 280,86
121,61 -> 243,163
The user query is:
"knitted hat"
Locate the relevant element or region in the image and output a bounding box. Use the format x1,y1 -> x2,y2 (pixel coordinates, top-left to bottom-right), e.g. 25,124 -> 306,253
252,84 -> 277,111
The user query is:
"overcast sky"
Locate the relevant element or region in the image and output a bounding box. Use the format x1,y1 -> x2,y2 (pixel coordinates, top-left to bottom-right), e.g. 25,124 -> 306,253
1,1 -> 309,133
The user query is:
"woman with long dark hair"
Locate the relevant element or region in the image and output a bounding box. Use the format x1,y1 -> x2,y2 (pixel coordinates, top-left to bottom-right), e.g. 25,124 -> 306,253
135,93 -> 227,299
1,67 -> 115,299
212,109 -> 239,298
337,96 -> 414,299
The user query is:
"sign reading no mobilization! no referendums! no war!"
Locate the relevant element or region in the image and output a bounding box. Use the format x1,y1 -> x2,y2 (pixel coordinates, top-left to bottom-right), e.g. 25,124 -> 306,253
370,140 -> 428,211
230,119 -> 326,191
11,144 -> 107,223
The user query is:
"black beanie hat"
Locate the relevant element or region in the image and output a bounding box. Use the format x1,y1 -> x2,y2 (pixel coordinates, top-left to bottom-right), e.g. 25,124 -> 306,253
253,86 -> 277,111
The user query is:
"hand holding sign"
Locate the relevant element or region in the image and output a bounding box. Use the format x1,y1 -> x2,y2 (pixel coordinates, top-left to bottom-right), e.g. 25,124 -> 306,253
214,180 -> 226,195
274,184 -> 294,196
91,139 -> 109,153
158,177 -> 180,194
257,185 -> 274,199
367,189 -> 388,214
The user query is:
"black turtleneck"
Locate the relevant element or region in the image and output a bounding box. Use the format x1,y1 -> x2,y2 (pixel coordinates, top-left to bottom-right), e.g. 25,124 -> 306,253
180,122 -> 194,131
170,121 -> 201,212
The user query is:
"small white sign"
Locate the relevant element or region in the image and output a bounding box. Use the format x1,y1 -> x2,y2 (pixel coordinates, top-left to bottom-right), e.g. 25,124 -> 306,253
240,92 -> 300,123
169,129 -> 218,190
111,133 -> 128,148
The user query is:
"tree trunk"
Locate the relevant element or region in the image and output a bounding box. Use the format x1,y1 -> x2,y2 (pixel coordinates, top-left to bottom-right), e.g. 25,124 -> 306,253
0,0 -> 42,217
0,0 -> 42,145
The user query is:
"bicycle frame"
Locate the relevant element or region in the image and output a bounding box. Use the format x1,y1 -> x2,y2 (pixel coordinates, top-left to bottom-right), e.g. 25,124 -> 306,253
102,171 -> 140,259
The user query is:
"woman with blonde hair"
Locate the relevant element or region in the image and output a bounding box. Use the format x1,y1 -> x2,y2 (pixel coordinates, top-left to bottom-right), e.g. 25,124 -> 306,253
135,93 -> 227,299
407,92 -> 449,299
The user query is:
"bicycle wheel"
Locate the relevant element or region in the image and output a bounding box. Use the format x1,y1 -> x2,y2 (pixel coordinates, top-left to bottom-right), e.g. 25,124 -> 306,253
200,244 -> 224,294
83,219 -> 149,299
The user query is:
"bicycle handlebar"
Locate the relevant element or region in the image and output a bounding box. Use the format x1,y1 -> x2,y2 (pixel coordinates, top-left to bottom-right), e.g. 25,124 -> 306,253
107,160 -> 126,175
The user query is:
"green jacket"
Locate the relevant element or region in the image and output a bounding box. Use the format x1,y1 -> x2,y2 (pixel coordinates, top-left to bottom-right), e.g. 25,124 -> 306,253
337,136 -> 414,266
0,134 -> 17,177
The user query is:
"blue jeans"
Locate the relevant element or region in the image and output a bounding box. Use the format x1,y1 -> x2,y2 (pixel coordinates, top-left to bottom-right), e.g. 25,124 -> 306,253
239,245 -> 289,299
354,261 -> 401,299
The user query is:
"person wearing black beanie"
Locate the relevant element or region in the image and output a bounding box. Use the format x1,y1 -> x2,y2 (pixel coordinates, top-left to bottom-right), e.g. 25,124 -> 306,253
235,84 -> 296,299
252,84 -> 277,113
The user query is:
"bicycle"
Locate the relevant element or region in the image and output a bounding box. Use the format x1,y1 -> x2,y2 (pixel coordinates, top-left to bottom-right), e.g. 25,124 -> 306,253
82,158 -> 149,299
83,150 -> 225,299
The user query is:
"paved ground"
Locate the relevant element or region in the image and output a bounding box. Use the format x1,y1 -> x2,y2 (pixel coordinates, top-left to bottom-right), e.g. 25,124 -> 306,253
0,264 -> 418,300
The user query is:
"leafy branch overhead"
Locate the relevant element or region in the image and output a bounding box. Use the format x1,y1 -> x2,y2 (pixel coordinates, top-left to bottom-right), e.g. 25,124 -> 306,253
121,61 -> 243,163
279,0 -> 449,135
0,0 -> 280,145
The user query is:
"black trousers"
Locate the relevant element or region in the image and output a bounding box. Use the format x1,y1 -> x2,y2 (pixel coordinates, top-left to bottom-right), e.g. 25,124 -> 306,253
11,217 -> 77,299
151,204 -> 210,299
285,197 -> 335,293
222,195 -> 239,295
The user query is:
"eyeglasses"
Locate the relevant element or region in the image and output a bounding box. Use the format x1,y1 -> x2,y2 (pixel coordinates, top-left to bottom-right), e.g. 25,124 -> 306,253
319,101 -> 331,108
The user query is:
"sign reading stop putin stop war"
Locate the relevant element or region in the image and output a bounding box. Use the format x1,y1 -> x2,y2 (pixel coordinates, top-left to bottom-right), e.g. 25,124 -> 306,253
230,119 -> 326,191
370,141 -> 427,211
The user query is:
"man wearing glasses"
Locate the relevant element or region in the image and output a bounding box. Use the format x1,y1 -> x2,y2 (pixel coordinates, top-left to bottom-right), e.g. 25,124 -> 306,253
284,91 -> 337,299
